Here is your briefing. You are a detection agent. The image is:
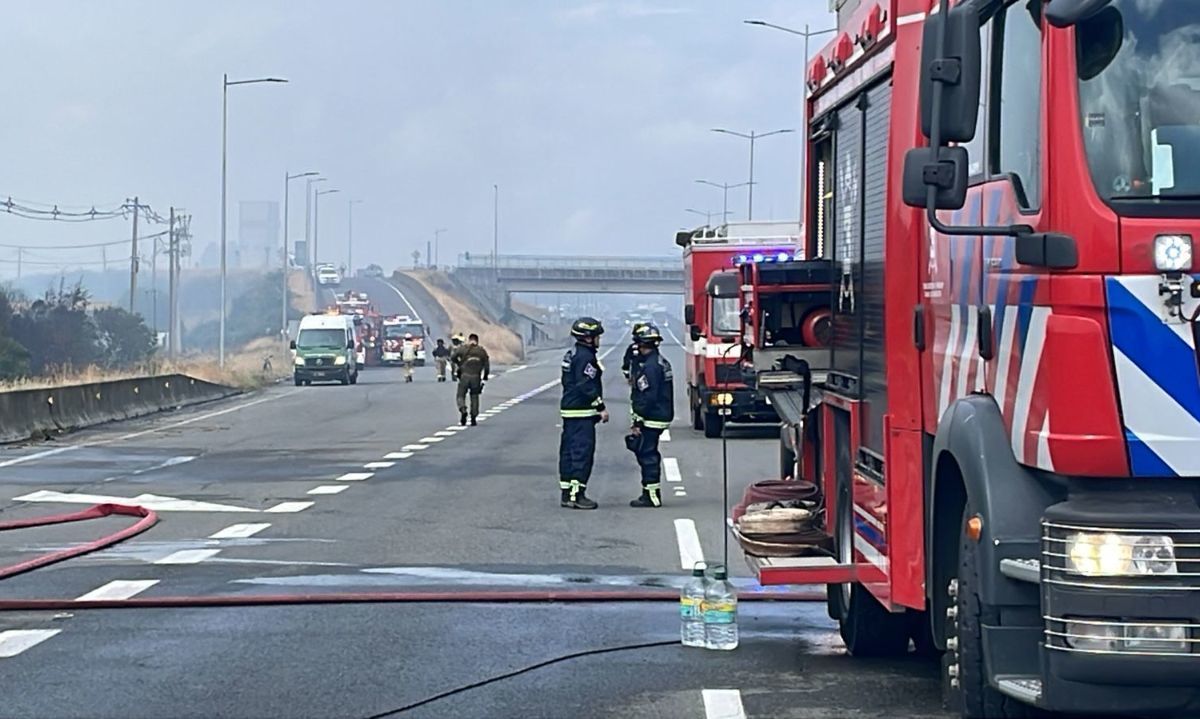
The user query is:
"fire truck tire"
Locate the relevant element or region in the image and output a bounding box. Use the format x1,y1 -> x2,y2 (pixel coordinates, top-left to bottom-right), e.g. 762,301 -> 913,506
779,438 -> 796,480
908,609 -> 939,658
955,506 -> 1035,718
690,393 -> 704,430
294,377 -> 302,387
702,411 -> 724,439
839,583 -> 910,657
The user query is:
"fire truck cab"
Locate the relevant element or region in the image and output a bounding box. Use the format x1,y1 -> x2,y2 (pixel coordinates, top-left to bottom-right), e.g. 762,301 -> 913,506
741,1 -> 1200,717
677,221 -> 800,437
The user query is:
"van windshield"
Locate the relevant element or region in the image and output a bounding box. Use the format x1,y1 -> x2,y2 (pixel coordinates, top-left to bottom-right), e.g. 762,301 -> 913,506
297,328 -> 346,348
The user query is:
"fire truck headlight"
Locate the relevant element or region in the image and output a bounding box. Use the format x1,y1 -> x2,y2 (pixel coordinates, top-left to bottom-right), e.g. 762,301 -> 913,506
1154,234 -> 1192,272
1066,532 -> 1176,576
293,356 -> 305,366
709,392 -> 734,407
333,355 -> 347,366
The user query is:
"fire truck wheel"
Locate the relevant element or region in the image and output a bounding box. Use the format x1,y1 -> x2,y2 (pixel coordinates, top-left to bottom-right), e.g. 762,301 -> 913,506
955,506 -> 1034,718
779,427 -> 797,480
702,411 -> 724,439
294,377 -> 303,387
839,583 -> 910,657
691,395 -> 703,430
908,609 -> 939,658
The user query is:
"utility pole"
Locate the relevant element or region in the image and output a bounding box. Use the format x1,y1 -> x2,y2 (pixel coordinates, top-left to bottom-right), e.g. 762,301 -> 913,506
129,196 -> 140,313
434,228 -> 447,267
426,240 -> 432,269
102,246 -> 107,272
168,207 -> 177,357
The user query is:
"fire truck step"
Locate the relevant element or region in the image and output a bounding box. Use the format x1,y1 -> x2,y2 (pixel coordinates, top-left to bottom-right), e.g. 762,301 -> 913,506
998,558 -> 1041,584
995,676 -> 1043,705
745,554 -> 862,586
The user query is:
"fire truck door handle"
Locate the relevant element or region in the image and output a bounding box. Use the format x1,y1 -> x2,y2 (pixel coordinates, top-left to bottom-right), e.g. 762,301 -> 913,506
977,305 -> 994,361
913,305 -> 926,351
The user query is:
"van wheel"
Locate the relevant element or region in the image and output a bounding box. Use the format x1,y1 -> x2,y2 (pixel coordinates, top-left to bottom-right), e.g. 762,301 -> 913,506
349,373 -> 358,385
294,377 -> 303,387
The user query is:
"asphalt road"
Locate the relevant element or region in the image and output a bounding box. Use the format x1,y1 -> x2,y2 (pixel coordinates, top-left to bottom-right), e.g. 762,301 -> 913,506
0,333 -> 948,718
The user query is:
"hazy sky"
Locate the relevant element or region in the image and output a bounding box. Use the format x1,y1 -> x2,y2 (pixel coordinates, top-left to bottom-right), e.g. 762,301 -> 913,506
0,1 -> 835,278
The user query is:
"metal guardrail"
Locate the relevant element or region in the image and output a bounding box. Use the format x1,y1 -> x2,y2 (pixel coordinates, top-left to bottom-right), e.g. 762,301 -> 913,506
457,254 -> 678,272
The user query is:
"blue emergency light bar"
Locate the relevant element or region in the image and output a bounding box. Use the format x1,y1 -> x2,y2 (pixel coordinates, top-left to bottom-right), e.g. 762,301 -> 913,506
733,250 -> 805,265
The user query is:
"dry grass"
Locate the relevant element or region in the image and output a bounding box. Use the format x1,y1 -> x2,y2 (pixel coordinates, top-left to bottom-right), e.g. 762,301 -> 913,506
0,337 -> 291,394
404,271 -> 523,363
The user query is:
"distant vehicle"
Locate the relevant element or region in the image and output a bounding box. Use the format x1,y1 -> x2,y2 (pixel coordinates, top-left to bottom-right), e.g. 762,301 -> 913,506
316,266 -> 341,287
381,315 -> 427,366
358,264 -> 384,278
290,313 -> 358,386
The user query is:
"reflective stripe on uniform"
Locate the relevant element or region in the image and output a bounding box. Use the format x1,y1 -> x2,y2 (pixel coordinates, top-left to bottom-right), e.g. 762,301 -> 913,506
561,409 -> 598,418
642,419 -> 670,430
646,483 -> 661,506
560,480 -> 573,490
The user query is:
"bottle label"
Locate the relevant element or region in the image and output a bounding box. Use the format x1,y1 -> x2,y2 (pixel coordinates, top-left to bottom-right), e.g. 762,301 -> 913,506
703,600 -> 736,624
680,597 -> 700,619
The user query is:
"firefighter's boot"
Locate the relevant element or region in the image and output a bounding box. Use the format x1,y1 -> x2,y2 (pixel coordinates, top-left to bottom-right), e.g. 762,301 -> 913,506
470,416 -> 478,427
563,480 -> 598,510
629,485 -> 662,508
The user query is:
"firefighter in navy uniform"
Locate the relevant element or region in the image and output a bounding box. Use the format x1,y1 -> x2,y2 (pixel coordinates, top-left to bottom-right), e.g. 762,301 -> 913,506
620,322 -> 648,384
559,317 -> 609,510
627,324 -> 673,508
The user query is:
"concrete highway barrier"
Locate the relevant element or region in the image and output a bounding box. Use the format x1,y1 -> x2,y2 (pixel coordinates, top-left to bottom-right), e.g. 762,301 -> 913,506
0,374 -> 239,444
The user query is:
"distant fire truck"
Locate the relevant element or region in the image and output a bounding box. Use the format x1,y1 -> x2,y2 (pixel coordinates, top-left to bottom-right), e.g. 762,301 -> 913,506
735,1 -> 1200,717
380,315 -> 427,366
676,221 -> 800,437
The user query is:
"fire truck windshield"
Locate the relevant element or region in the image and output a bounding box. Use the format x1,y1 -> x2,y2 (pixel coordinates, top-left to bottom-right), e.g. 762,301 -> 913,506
384,323 -> 422,338
711,296 -> 739,336
1077,0 -> 1200,203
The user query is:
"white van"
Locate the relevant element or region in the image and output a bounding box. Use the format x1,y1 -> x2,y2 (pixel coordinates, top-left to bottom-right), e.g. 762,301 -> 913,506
291,314 -> 358,386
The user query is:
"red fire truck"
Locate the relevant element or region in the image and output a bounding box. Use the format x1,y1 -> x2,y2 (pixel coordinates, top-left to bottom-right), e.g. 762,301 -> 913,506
676,221 -> 800,437
738,1 -> 1200,717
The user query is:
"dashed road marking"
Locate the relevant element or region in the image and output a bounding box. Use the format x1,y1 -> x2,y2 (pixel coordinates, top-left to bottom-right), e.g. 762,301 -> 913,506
265,501 -> 315,513
156,549 -> 220,565
673,518 -> 705,571
662,429 -> 672,442
477,415 -> 490,422
76,579 -> 159,601
434,430 -> 455,437
506,365 -> 528,374
0,630 -> 61,658
664,458 -> 683,482
385,451 -> 414,459
209,523 -> 271,539
702,689 -> 746,719
418,436 -> 445,443
673,488 -> 688,497
308,485 -> 348,495
445,425 -> 468,432
337,472 -> 374,481
363,461 -> 395,469
402,444 -> 429,451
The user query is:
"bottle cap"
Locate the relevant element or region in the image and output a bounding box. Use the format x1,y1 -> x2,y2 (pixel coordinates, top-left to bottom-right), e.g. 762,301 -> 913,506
712,565 -> 728,580
691,561 -> 707,577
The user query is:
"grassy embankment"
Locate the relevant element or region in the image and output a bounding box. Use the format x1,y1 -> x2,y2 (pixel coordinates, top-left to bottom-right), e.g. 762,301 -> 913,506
402,270 -> 523,364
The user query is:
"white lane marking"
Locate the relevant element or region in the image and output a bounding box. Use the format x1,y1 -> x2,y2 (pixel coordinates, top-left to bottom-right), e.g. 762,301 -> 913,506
665,326 -> 684,347
673,518 -> 705,571
384,451 -> 414,460
661,429 -> 672,442
673,488 -> 687,496
445,425 -> 467,432
307,485 -> 348,495
265,501 -> 315,513
0,391 -> 298,469
418,436 -> 445,443
434,431 -> 456,437
477,415 -> 490,422
378,279 -> 418,317
0,630 -> 61,658
506,365 -> 528,374
663,458 -> 683,483
209,523 -> 271,539
155,549 -> 220,565
101,455 -> 196,482
363,461 -> 395,469
76,579 -> 159,601
401,444 -> 428,451
336,472 -> 374,481
13,490 -> 258,513
702,689 -> 746,719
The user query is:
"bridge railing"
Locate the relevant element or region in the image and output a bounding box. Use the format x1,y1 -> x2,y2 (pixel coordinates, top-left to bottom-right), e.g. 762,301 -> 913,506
457,254 -> 678,273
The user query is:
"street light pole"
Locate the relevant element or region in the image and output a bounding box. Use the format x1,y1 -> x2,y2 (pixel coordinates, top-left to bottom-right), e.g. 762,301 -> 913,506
347,199 -> 363,271
305,177 -> 326,271
283,171 -> 318,343
314,188 -> 340,270
744,20 -> 837,227
219,73 -> 287,367
685,208 -> 719,226
696,180 -> 752,224
710,127 -> 793,221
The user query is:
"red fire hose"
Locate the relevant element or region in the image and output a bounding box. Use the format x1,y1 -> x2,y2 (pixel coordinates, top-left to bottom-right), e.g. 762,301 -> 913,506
0,504 -> 822,610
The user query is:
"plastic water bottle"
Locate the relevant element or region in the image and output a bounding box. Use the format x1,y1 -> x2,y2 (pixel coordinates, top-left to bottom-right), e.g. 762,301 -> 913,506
680,561 -> 708,648
703,564 -> 738,650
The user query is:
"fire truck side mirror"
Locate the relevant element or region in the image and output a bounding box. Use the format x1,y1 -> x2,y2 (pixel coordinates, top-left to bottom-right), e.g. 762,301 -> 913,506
684,304 -> 695,325
289,340 -> 296,350
918,4 -> 982,144
902,146 -> 969,210
1045,0 -> 1113,28
689,325 -> 702,342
